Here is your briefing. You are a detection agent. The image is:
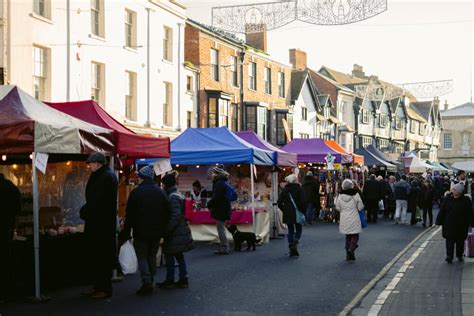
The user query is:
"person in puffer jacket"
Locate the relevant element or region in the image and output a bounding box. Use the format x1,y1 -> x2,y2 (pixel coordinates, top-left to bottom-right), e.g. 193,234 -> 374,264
394,175 -> 411,224
336,179 -> 365,262
158,171 -> 193,290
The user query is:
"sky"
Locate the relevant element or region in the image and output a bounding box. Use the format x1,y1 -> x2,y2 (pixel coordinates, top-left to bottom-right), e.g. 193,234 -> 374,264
181,0 -> 473,108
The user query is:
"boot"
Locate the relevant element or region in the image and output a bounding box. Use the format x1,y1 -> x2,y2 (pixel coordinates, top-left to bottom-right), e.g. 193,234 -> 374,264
175,278 -> 189,289
293,244 -> 300,257
289,243 -> 298,258
136,283 -> 153,296
349,251 -> 356,261
346,251 -> 351,261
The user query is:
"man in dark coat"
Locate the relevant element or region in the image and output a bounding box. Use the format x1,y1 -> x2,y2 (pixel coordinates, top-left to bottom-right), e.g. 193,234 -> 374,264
436,183 -> 472,263
207,166 -> 232,255
158,172 -> 193,290
121,165 -> 169,296
0,174 -> 22,303
278,174 -> 306,257
419,180 -> 435,227
302,171 -> 320,225
80,152 -> 118,299
363,174 -> 382,223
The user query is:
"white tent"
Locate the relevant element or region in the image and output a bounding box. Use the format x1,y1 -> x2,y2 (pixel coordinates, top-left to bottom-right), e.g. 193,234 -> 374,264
401,153 -> 432,173
452,160 -> 474,172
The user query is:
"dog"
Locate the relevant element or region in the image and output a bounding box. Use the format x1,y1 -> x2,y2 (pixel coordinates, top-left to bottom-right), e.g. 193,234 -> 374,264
226,225 -> 262,251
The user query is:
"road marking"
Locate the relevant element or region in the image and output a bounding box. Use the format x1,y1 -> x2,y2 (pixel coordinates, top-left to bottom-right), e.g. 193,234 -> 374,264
367,227 -> 441,315
339,226 -> 440,316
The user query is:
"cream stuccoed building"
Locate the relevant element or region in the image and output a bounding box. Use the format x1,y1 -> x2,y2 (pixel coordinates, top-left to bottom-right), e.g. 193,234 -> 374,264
0,0 -> 195,137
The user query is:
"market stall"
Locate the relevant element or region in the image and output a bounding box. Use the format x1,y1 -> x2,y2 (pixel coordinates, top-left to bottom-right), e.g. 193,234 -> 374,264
46,100 -> 171,217
0,86 -> 115,300
365,145 -> 404,173
354,147 -> 397,173
400,153 -> 432,174
324,140 -> 364,166
139,127 -> 275,242
235,131 -> 297,238
425,161 -> 451,175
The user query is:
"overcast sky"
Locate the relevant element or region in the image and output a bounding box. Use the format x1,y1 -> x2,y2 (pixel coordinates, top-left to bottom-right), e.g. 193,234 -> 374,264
181,0 -> 473,108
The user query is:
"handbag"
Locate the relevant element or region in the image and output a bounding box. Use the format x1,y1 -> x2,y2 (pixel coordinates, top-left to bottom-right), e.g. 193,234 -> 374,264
288,192 -> 306,225
359,210 -> 367,228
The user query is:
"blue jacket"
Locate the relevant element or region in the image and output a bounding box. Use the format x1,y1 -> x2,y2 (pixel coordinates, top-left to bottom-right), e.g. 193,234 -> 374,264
394,180 -> 411,201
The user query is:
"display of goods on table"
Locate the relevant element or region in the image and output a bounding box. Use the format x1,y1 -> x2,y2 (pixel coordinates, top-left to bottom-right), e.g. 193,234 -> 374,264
184,198 -> 265,224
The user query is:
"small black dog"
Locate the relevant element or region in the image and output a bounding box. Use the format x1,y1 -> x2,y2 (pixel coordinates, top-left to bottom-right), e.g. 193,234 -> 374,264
226,225 -> 261,251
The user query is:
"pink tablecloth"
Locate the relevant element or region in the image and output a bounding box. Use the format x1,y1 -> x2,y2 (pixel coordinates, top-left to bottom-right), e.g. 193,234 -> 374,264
184,198 -> 265,224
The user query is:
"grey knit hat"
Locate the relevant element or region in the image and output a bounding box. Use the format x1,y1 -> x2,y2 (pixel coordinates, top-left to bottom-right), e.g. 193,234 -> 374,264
138,165 -> 155,180
452,183 -> 465,194
306,171 -> 313,177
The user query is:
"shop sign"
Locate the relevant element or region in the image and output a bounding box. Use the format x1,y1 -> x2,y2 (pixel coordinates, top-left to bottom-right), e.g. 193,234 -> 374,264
34,153 -> 49,175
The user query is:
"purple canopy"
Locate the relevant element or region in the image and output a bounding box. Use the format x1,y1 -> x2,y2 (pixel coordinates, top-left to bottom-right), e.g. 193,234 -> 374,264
281,138 -> 351,163
235,131 -> 297,167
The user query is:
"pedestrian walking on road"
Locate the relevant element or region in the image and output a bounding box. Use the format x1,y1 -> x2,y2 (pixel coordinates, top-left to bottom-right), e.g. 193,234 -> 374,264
436,183 -> 472,263
362,174 -> 381,223
0,173 -> 22,304
394,175 -> 411,225
278,174 -> 306,258
336,179 -> 364,261
159,172 -> 193,289
419,180 -> 435,227
385,176 -> 396,220
207,166 -> 232,255
302,171 -> 320,225
80,152 -> 118,299
408,180 -> 421,225
121,165 -> 169,296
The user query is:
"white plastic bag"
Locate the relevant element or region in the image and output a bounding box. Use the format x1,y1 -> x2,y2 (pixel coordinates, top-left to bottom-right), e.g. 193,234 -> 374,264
119,240 -> 138,275
378,200 -> 385,211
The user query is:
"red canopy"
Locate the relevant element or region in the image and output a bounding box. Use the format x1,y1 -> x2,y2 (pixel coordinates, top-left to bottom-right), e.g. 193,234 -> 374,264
46,100 -> 170,158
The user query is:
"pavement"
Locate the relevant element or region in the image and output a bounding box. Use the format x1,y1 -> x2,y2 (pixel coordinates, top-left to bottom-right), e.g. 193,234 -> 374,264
349,226 -> 474,316
0,217 -> 424,316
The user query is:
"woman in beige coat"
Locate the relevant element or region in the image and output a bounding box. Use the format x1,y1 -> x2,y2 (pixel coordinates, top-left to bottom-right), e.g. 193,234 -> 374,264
336,179 -> 365,261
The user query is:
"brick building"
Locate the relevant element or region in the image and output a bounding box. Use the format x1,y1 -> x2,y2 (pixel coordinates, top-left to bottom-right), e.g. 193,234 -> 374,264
184,20 -> 292,145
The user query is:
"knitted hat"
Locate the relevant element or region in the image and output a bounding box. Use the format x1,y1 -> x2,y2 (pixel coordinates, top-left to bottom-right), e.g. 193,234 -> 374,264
161,172 -> 177,188
342,179 -> 354,190
452,183 -> 465,194
86,152 -> 106,164
138,165 -> 155,180
285,174 -> 297,183
306,171 -> 313,177
377,175 -> 384,181
209,165 -> 229,178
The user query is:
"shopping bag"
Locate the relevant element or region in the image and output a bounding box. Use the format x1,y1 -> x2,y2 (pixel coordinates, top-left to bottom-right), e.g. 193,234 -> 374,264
359,210 -> 367,228
415,207 -> 422,223
119,240 -> 138,275
465,231 -> 474,258
378,200 -> 385,211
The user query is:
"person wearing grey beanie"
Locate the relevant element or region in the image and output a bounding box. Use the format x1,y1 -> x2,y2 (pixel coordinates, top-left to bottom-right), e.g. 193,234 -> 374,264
436,182 -> 472,263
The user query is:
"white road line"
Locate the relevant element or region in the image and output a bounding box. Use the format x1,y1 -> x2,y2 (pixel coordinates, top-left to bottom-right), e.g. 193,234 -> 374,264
367,227 -> 441,315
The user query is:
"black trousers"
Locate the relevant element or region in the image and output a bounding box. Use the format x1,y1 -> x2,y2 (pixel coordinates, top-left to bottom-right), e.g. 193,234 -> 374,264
367,206 -> 378,223
88,238 -> 115,294
446,238 -> 465,259
0,229 -> 14,300
423,206 -> 433,226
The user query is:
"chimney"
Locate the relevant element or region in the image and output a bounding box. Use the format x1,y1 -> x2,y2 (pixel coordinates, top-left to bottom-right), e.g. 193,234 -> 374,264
289,49 -> 307,70
245,24 -> 267,52
352,64 -> 365,78
444,100 -> 449,111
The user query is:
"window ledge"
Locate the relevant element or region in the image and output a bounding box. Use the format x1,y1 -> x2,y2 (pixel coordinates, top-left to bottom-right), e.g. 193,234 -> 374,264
89,33 -> 106,42
248,88 -> 257,92
186,91 -> 194,96
123,46 -> 138,53
124,118 -> 138,124
29,13 -> 53,24
162,59 -> 174,65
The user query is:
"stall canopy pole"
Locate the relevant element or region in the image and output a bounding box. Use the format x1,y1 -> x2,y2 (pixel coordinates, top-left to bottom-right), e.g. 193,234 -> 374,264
271,170 -> 279,238
250,163 -> 256,233
32,152 -> 41,300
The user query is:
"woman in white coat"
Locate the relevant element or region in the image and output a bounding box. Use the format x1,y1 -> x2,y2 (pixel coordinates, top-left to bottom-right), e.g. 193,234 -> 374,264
336,179 -> 365,261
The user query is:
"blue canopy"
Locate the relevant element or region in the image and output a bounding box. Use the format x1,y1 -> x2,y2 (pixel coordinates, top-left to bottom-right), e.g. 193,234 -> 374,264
137,127 -> 275,166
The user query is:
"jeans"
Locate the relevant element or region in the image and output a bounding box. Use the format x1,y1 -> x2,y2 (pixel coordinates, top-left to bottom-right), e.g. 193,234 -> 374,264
306,203 -> 315,224
446,238 -> 465,259
134,239 -> 161,285
287,224 -> 303,244
423,206 -> 433,226
216,220 -> 229,251
345,234 -> 359,253
395,200 -> 408,224
164,253 -> 187,282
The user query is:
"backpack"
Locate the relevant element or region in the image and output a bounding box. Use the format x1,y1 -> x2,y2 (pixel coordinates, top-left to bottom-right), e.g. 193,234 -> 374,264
224,182 -> 238,202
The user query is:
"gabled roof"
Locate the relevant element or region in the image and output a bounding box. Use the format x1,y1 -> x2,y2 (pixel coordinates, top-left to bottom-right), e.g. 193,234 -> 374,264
441,102 -> 474,117
291,70 -> 321,110
318,95 -> 330,107
410,101 -> 432,121
308,69 -> 354,93
319,66 -> 367,85
406,106 -> 427,123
